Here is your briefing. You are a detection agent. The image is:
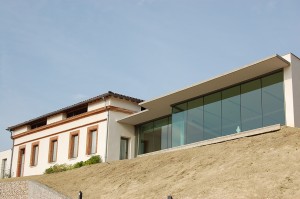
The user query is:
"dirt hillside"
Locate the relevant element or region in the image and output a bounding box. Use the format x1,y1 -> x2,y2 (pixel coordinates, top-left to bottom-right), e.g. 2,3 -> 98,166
3,126 -> 300,199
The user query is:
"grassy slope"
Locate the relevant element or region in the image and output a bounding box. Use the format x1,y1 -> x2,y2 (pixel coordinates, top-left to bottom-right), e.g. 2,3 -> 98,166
3,127 -> 300,199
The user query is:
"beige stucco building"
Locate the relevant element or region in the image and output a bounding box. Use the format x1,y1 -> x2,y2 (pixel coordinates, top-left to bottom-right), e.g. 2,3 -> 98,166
6,92 -> 142,177
0,149 -> 12,179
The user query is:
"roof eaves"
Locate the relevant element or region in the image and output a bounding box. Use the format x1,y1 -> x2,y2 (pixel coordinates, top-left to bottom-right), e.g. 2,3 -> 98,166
6,91 -> 143,131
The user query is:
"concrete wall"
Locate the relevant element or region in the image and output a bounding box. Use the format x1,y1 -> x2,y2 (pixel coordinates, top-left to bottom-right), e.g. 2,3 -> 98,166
0,149 -> 12,178
0,180 -> 70,199
282,53 -> 300,127
106,111 -> 136,161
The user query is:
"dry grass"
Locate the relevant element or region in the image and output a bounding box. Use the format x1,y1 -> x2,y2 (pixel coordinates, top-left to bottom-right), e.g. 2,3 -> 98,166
2,126 -> 300,199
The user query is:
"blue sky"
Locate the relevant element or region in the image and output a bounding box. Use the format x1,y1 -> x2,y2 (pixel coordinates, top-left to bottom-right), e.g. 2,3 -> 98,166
0,0 -> 300,151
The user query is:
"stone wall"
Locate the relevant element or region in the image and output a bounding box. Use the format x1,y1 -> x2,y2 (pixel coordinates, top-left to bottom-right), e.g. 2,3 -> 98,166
0,180 -> 70,199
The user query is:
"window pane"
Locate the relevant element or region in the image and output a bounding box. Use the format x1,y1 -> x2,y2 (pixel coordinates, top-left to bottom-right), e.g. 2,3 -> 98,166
186,98 -> 204,144
172,103 -> 187,147
91,131 -> 97,154
120,138 -> 128,160
34,145 -> 39,166
262,72 -> 285,126
73,135 -> 79,158
204,92 -> 222,139
52,141 -> 57,162
20,149 -> 25,177
139,122 -> 154,154
222,86 -> 241,135
241,79 -> 262,131
153,117 -> 169,151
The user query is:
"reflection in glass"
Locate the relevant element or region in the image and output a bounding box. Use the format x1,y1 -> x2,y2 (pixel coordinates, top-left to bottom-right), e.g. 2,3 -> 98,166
262,72 -> 285,126
172,103 -> 187,147
137,71 -> 285,155
204,92 -> 222,139
241,79 -> 262,131
222,86 -> 241,135
140,122 -> 153,154
186,98 -> 204,144
154,118 -> 169,150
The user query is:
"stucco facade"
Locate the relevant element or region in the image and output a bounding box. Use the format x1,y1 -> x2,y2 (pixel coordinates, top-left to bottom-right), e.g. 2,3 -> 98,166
0,149 -> 12,178
7,92 -> 142,177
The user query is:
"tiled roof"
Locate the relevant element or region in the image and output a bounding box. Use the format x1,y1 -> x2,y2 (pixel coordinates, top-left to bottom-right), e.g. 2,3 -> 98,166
7,91 -> 143,131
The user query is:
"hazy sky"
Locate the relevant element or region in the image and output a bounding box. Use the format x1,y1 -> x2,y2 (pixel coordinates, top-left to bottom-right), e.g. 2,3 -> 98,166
1,0 -> 300,151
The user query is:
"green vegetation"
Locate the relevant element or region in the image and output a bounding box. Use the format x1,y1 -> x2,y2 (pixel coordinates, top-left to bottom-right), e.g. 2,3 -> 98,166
44,155 -> 102,174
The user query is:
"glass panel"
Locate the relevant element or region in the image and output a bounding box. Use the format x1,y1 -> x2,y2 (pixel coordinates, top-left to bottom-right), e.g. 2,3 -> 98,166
91,131 -> 97,154
186,98 -> 204,144
73,135 -> 79,158
153,117 -> 169,151
167,117 -> 172,148
120,138 -> 128,160
241,79 -> 262,131
139,122 -> 154,154
172,103 -> 187,147
222,86 -> 241,135
204,92 -> 222,139
262,72 -> 285,126
34,145 -> 39,166
52,141 -> 57,162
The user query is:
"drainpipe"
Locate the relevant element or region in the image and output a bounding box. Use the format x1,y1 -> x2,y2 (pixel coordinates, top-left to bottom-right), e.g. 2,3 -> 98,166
103,97 -> 110,162
8,129 -> 14,178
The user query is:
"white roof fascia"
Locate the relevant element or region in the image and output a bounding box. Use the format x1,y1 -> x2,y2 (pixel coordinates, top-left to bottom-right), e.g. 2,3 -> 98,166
119,54 -> 290,125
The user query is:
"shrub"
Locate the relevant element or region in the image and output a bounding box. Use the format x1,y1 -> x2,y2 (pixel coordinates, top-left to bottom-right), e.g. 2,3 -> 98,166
73,161 -> 84,169
44,164 -> 72,174
44,155 -> 102,174
83,155 -> 102,166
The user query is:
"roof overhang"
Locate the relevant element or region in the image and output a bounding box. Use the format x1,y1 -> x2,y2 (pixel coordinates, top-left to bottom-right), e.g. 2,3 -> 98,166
7,91 -> 143,131
118,54 -> 290,125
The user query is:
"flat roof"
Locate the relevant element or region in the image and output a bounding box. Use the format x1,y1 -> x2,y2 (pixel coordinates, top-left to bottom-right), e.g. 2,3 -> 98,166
119,54 -> 290,125
7,91 -> 143,131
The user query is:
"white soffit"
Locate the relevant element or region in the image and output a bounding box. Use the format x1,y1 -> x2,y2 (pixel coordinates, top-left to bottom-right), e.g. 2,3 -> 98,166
119,54 -> 290,125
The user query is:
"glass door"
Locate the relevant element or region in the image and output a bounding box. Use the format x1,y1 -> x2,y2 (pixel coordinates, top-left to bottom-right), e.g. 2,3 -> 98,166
120,138 -> 129,160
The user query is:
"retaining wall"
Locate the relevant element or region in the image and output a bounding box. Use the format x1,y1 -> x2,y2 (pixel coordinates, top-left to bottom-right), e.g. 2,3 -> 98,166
0,180 -> 70,199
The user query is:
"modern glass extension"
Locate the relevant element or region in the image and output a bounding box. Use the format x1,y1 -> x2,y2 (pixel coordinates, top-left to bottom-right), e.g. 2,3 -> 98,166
137,71 -> 285,155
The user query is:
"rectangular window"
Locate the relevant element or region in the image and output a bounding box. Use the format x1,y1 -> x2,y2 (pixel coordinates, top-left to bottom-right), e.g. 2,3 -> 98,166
30,142 -> 39,166
86,126 -> 98,155
49,137 -> 58,163
66,106 -> 87,118
17,146 -> 26,177
204,92 -> 222,140
30,119 -> 47,129
186,98 -> 204,144
241,79 -> 262,131
172,103 -> 187,147
140,122 -> 154,154
120,137 -> 129,160
262,71 -> 285,126
69,131 -> 80,159
222,86 -> 241,135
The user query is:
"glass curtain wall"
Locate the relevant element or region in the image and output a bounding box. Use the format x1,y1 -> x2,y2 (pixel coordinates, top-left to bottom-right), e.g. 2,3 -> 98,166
139,117 -> 171,154
138,71 -> 285,155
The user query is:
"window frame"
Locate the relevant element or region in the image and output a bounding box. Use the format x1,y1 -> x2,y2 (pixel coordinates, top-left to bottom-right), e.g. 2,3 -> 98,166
17,145 -> 26,177
30,141 -> 39,166
48,136 -> 58,163
86,125 -> 98,155
69,130 -> 80,159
